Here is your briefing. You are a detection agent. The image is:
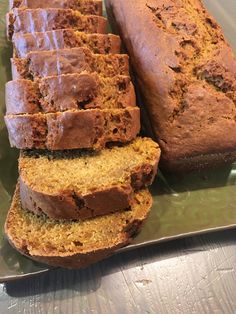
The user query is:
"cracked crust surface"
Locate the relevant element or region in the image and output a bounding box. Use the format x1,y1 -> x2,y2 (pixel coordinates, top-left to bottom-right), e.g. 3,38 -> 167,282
106,0 -> 236,171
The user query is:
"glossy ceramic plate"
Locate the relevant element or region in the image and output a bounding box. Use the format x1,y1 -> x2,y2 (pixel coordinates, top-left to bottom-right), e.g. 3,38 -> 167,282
1,0 -> 236,283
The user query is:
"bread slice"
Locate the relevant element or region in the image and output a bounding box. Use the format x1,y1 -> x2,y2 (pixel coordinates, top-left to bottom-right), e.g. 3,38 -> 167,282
11,47 -> 129,80
7,8 -> 107,39
18,137 -> 160,220
5,107 -> 140,150
10,0 -> 103,16
6,73 -> 135,115
12,30 -> 121,57
5,185 -> 152,268
12,29 -> 121,58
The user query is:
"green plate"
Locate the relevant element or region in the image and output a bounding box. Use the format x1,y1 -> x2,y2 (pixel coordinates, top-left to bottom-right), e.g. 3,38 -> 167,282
1,0 -> 236,283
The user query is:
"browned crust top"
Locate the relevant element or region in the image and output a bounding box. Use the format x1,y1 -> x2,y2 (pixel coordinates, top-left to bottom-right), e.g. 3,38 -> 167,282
106,0 -> 236,168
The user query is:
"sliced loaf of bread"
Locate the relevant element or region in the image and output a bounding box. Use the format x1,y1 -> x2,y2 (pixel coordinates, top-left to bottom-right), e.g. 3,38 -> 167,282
18,137 -> 160,220
7,8 -> 107,39
13,30 -> 121,57
5,185 -> 152,268
6,73 -> 135,115
10,0 -> 103,16
5,107 -> 140,150
11,47 -> 129,80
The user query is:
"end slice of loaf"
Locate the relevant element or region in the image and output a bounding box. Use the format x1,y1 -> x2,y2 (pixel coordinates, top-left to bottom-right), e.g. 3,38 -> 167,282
10,0 -> 103,16
7,8 -> 107,39
5,107 -> 140,150
12,30 -> 121,57
18,137 -> 160,220
11,47 -> 129,80
5,185 -> 152,269
6,73 -> 135,115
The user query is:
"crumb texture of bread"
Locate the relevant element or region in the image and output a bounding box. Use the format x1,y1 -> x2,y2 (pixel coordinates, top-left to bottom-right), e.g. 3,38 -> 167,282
11,47 -> 129,80
18,137 -> 160,219
6,73 -> 135,114
5,185 -> 152,268
106,0 -> 236,170
10,0 -> 103,16
7,8 -> 107,39
13,30 -> 121,57
19,137 -> 159,194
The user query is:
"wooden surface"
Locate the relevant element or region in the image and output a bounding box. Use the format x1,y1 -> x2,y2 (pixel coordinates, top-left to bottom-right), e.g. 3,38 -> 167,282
1,230 -> 236,313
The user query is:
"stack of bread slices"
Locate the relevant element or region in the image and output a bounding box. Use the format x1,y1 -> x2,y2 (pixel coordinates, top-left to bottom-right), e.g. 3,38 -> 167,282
4,0 -> 161,269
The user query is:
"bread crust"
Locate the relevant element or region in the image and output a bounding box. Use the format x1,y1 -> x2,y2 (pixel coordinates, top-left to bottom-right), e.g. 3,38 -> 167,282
10,0 -> 103,16
7,238 -> 125,269
7,8 -> 107,39
5,108 -> 140,150
106,0 -> 236,171
13,30 -> 121,58
5,186 -> 152,269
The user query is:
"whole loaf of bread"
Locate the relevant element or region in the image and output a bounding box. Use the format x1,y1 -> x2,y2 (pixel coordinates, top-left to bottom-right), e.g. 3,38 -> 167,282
106,0 -> 236,171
